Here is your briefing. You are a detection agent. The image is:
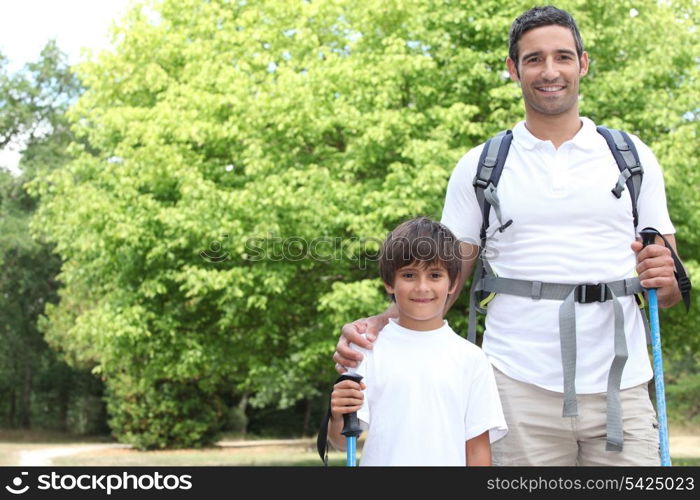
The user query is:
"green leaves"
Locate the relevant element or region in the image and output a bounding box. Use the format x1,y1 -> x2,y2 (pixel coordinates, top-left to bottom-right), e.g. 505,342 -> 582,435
27,0 -> 700,445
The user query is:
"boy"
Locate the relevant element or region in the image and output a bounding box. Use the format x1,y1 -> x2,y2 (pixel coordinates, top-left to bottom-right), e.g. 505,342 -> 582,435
327,216 -> 507,466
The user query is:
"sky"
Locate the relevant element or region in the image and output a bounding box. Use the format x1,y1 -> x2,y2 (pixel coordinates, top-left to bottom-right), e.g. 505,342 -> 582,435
0,0 -> 135,171
0,0 -> 134,71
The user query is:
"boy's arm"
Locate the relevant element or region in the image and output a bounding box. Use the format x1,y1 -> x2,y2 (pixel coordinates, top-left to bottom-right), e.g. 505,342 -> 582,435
327,415 -> 346,451
328,379 -> 366,451
465,431 -> 491,466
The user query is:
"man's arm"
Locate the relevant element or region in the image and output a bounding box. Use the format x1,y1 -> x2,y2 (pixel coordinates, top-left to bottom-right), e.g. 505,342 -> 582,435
631,233 -> 682,308
466,431 -> 491,466
332,303 -> 398,371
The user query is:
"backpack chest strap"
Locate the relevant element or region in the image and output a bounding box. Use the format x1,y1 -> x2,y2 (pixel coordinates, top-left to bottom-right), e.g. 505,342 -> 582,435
472,274 -> 642,452
479,276 -> 642,301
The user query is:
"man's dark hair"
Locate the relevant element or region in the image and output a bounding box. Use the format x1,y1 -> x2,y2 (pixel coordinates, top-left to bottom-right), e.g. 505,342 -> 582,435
379,216 -> 462,300
509,6 -> 584,67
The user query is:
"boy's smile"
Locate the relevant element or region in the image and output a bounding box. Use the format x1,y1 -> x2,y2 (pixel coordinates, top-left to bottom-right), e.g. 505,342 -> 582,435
385,263 -> 458,331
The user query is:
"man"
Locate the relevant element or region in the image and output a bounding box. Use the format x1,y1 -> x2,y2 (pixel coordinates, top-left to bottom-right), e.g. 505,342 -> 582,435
333,6 -> 682,466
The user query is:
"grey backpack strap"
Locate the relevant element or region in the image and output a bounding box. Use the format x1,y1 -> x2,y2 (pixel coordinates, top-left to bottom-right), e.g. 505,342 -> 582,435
597,126 -> 643,229
467,258 -> 498,344
467,258 -> 484,345
473,130 -> 514,243
604,286 -> 630,451
467,132 -> 514,346
478,275 -> 643,451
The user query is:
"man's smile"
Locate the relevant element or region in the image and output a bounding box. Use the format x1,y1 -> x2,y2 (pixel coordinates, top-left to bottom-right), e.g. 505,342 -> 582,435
535,83 -> 566,93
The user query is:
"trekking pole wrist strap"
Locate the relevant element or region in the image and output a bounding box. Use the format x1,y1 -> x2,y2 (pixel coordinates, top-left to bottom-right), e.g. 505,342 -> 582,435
317,373 -> 363,466
639,227 -> 692,311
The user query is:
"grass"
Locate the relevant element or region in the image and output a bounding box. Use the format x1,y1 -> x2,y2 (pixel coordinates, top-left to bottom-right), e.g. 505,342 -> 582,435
50,443 -> 348,466
1,427 -> 698,466
673,458 -> 700,466
0,432 -> 348,467
0,429 -> 112,444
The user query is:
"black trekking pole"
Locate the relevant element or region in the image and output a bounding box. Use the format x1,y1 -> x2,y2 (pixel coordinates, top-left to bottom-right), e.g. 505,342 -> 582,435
640,229 -> 671,466
338,373 -> 364,467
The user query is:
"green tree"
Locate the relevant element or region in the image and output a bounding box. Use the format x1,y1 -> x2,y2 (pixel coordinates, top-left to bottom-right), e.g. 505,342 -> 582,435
0,41 -> 104,432
30,0 -> 699,446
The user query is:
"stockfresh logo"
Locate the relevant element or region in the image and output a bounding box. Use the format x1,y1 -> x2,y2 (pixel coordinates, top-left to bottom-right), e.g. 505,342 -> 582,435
5,472 -> 30,495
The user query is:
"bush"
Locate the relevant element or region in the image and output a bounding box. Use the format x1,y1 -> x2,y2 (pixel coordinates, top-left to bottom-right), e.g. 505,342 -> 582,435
667,373 -> 700,426
106,376 -> 225,450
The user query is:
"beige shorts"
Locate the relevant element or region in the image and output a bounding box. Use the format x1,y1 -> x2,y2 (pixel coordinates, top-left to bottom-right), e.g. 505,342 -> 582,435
491,367 -> 660,466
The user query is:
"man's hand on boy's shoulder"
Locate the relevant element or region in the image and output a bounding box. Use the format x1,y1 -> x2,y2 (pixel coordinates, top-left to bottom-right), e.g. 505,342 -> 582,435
334,316 -> 384,373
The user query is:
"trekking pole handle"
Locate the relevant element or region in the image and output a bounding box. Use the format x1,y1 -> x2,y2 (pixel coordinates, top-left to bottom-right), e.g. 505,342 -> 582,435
338,373 -> 364,437
640,229 -> 656,250
640,229 -> 658,291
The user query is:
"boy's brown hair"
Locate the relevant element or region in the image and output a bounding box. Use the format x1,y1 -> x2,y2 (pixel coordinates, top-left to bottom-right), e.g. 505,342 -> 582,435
379,217 -> 462,297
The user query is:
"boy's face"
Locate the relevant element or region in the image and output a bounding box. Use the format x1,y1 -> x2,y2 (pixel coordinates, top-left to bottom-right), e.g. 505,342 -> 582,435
384,261 -> 458,331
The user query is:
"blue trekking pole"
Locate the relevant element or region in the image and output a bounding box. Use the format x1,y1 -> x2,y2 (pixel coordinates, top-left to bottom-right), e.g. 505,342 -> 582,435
640,229 -> 671,466
338,373 -> 364,466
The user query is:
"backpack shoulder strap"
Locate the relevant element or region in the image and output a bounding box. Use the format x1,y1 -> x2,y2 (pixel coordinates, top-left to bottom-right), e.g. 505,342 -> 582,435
473,130 -> 514,243
467,131 -> 512,345
596,126 -> 643,229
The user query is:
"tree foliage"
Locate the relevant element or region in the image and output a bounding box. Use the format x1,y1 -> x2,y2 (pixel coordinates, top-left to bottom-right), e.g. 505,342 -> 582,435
0,41 -> 105,433
29,0 -> 699,446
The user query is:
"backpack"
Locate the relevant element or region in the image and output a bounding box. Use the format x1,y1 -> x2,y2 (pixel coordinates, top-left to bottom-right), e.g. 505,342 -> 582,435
466,126 -> 691,452
473,126 -> 641,253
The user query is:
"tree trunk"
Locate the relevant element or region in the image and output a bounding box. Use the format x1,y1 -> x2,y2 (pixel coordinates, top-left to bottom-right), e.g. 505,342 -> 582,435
21,360 -> 33,428
9,388 -> 16,428
58,386 -> 70,432
237,393 -> 249,437
302,397 -> 312,437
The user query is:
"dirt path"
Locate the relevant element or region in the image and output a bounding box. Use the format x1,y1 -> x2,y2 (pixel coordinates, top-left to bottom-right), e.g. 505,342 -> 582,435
669,434 -> 700,459
18,444 -> 130,466
12,440 -> 316,466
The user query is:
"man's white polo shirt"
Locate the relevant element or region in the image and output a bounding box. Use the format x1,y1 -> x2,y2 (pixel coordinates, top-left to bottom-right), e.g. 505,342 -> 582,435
441,117 -> 674,393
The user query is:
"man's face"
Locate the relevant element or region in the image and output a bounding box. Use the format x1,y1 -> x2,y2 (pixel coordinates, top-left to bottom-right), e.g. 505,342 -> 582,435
507,25 -> 589,118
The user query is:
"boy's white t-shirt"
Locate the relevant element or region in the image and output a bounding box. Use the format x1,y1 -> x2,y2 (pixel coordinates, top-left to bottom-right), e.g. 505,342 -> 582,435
350,318 -> 507,466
